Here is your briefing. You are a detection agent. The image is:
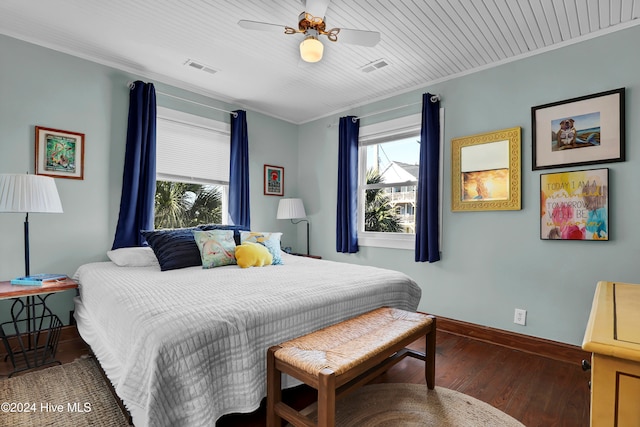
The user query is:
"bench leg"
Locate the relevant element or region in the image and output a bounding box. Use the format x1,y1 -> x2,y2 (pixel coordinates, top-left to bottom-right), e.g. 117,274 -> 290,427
267,346 -> 282,427
425,317 -> 436,389
317,369 -> 336,427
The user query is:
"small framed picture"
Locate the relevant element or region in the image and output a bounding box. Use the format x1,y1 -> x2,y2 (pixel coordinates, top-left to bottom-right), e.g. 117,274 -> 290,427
532,88 -> 624,170
35,126 -> 85,180
540,168 -> 608,241
264,165 -> 284,196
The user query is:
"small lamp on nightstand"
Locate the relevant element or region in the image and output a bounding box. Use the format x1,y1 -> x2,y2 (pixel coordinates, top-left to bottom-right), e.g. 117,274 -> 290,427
0,173 -> 63,277
277,198 -> 309,256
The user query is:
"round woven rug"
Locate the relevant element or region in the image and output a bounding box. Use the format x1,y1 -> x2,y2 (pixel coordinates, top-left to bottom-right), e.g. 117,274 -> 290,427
0,357 -> 129,427
300,383 -> 525,427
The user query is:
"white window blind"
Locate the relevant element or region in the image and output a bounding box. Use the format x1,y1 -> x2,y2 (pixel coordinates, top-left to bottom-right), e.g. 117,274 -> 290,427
156,107 -> 230,185
359,114 -> 421,146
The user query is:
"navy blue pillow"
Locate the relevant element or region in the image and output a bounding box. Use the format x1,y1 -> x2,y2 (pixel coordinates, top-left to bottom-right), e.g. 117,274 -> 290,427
197,224 -> 249,246
141,228 -> 201,271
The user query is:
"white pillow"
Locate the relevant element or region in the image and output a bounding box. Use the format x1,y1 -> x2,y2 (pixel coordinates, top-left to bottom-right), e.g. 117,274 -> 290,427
107,246 -> 160,267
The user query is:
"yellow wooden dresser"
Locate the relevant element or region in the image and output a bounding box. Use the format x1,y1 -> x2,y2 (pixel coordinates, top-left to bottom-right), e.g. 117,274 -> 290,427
583,281 -> 640,426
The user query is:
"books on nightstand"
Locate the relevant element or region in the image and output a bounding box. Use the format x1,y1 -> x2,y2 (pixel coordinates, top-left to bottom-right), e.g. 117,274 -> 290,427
10,274 -> 68,286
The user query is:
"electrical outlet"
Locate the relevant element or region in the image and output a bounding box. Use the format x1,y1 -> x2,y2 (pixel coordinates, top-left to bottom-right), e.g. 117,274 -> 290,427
514,308 -> 527,326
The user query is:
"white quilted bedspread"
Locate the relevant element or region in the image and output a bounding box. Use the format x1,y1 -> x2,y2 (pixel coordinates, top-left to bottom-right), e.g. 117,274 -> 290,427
73,254 -> 421,427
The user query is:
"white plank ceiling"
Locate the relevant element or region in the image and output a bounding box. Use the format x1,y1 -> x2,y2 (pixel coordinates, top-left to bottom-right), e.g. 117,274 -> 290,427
1,0 -> 639,123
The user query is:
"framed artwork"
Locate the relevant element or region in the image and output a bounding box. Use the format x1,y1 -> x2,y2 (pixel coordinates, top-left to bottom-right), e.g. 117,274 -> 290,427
451,127 -> 521,212
264,164 -> 284,196
35,126 -> 85,180
532,88 -> 624,170
540,168 -> 608,241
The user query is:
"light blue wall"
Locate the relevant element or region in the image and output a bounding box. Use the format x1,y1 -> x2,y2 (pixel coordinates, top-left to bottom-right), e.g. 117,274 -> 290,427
0,35 -> 298,324
298,25 -> 640,346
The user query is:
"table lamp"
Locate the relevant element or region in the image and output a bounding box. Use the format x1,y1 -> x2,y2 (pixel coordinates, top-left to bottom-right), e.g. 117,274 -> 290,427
0,174 -> 63,277
277,198 -> 309,256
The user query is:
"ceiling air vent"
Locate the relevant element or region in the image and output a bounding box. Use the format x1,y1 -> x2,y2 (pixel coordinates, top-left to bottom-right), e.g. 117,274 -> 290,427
184,59 -> 218,75
360,59 -> 389,73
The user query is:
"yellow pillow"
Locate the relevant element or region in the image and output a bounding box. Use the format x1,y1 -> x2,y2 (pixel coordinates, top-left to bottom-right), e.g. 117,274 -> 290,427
235,241 -> 273,268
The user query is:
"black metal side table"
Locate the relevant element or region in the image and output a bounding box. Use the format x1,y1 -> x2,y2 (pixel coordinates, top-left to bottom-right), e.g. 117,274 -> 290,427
0,278 -> 77,377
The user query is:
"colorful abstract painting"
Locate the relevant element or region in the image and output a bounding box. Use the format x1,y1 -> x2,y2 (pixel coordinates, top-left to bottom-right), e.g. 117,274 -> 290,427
540,168 -> 608,240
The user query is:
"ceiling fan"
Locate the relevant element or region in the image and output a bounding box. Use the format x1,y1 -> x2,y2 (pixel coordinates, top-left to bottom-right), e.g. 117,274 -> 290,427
238,0 -> 381,63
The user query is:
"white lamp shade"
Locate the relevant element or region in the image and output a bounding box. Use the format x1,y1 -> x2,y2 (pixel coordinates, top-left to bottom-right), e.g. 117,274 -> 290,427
300,36 -> 324,63
277,198 -> 306,219
0,174 -> 63,213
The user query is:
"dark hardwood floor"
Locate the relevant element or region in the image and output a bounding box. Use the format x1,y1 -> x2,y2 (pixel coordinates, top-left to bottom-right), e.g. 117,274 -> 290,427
1,329 -> 591,426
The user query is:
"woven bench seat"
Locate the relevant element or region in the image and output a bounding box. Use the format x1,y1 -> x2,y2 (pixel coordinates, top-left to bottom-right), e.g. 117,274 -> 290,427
267,307 -> 436,427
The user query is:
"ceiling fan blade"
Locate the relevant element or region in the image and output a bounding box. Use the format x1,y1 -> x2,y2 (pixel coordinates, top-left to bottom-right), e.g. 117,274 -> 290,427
238,20 -> 290,33
334,28 -> 381,47
305,0 -> 331,19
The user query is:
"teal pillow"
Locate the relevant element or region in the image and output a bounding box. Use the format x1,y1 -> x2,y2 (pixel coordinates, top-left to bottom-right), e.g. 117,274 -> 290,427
193,230 -> 237,268
260,239 -> 282,265
197,224 -> 249,245
240,231 -> 283,265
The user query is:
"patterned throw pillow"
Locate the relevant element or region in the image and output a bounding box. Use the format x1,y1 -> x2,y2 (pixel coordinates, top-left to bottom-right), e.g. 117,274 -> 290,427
192,230 -> 237,269
240,231 -> 283,265
197,224 -> 249,245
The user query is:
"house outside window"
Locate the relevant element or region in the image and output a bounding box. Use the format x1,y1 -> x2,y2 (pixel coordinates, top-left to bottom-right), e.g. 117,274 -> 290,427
155,107 -> 230,229
358,114 -> 421,250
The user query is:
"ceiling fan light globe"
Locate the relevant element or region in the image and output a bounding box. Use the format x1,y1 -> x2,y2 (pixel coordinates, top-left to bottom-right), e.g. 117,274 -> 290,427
300,36 -> 323,62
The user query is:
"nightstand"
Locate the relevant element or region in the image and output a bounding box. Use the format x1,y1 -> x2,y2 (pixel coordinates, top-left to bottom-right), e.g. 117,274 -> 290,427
0,278 -> 78,376
290,253 -> 321,259
583,281 -> 640,425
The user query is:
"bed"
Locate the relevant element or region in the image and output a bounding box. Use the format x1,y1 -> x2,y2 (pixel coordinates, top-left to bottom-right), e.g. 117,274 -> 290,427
73,250 -> 421,427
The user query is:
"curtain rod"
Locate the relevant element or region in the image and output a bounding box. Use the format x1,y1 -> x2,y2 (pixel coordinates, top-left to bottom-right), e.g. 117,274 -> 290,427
127,81 -> 237,118
351,94 -> 440,123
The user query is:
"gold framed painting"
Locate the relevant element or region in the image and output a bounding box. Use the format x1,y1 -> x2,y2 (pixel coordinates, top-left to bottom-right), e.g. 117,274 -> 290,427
451,127 -> 521,212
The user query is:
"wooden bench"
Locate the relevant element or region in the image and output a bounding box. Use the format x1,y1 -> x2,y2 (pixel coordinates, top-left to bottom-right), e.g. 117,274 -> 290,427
266,307 -> 436,427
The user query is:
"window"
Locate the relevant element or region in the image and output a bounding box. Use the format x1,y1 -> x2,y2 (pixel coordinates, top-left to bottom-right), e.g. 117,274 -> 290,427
358,114 -> 421,249
155,107 -> 230,229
